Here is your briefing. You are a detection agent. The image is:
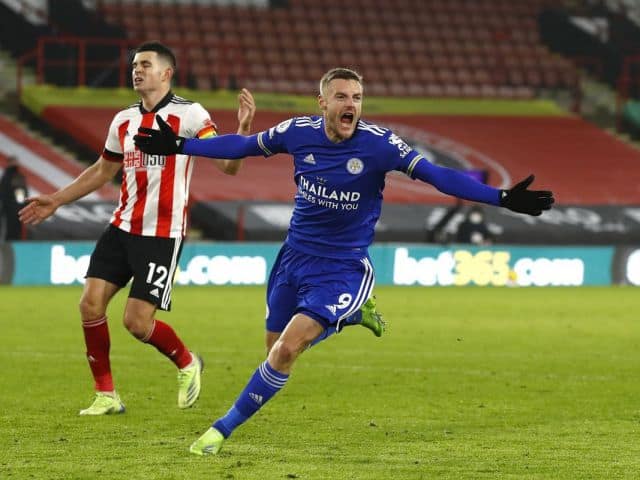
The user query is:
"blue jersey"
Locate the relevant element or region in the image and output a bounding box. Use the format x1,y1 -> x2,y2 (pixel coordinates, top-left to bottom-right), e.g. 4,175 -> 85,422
256,116 -> 422,259
183,115 -> 500,258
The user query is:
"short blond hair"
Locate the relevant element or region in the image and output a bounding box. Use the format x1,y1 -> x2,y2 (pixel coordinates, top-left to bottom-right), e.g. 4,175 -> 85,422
319,67 -> 363,96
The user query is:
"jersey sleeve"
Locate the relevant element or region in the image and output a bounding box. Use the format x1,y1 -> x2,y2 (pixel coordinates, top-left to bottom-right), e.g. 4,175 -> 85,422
102,113 -> 125,163
255,117 -> 296,157
378,130 -> 423,174
183,103 -> 218,139
383,131 -> 500,206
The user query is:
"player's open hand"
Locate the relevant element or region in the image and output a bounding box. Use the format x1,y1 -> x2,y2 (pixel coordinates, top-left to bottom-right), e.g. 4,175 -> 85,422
18,195 -> 59,225
237,88 -> 256,134
134,116 -> 185,155
500,174 -> 554,216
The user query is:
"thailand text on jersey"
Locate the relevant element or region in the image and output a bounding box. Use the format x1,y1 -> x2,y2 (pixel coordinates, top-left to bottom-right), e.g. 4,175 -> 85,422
256,116 -> 423,259
102,91 -> 216,238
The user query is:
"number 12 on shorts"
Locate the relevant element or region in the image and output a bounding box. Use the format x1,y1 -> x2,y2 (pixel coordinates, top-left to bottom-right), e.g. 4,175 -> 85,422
146,262 -> 168,288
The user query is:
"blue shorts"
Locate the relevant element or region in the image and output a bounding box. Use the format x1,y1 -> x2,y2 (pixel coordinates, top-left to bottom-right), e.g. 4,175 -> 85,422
265,243 -> 375,333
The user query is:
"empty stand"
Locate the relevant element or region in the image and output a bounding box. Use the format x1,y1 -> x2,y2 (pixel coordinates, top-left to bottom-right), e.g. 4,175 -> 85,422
95,0 -> 580,98
0,114 -> 118,200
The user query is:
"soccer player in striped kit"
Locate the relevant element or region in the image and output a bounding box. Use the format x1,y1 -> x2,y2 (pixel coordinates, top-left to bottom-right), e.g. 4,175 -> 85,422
135,67 -> 554,454
19,42 -> 256,415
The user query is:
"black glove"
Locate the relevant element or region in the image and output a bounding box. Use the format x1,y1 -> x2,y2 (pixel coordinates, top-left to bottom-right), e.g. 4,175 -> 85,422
500,175 -> 554,216
134,116 -> 185,155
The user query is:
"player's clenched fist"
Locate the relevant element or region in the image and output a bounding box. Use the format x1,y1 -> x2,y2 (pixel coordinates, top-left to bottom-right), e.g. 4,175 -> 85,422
134,116 -> 185,155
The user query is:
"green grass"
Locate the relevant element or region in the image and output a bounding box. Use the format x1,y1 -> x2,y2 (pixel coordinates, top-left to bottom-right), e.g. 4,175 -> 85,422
22,84 -> 568,116
1,286 -> 638,479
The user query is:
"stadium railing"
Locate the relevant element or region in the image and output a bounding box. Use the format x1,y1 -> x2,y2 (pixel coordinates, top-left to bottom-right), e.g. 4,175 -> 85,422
16,36 -> 245,94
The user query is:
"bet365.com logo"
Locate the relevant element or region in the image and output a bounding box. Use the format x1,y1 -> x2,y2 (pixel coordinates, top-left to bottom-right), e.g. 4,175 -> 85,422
392,248 -> 584,287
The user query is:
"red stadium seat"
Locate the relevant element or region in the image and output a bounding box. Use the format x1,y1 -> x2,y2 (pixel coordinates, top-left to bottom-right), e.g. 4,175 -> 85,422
164,31 -> 182,47
443,84 -> 462,97
273,79 -> 296,94
437,68 -> 456,84
480,84 -> 498,98
388,82 -> 408,97
367,82 -> 390,97
418,67 -> 438,84
292,80 -> 317,96
408,39 -> 429,55
183,31 -> 201,46
456,68 -> 474,86
508,69 -> 526,87
497,85 -> 517,98
288,64 -> 306,82
93,0 -> 580,98
195,75 -> 213,90
460,83 -> 482,98
514,86 -> 535,99
425,83 -> 445,97
450,55 -> 468,69
406,83 -> 427,96
525,69 -> 544,89
248,63 -> 269,79
473,68 -> 492,85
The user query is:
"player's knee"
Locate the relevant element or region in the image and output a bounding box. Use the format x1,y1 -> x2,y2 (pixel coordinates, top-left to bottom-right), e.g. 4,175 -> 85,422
122,312 -> 149,339
79,296 -> 104,322
269,339 -> 301,368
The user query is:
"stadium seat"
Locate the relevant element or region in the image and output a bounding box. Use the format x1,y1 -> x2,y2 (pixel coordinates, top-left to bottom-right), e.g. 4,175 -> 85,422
480,84 -> 498,97
367,82 -> 390,97
460,83 -> 482,98
194,75 -> 213,90
425,83 -> 445,97
473,69 -> 492,85
93,0 -> 581,98
508,70 -> 526,87
525,69 -> 544,89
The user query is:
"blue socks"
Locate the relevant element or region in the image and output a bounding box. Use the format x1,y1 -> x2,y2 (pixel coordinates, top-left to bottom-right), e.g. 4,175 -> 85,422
309,311 -> 363,348
342,310 -> 363,326
213,360 -> 289,438
213,316 -> 364,437
309,325 -> 336,347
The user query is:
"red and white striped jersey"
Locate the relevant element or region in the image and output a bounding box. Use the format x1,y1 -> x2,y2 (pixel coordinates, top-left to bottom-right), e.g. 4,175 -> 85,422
102,92 -> 216,238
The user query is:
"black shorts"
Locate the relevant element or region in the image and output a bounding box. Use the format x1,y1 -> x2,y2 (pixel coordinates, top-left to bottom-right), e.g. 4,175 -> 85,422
86,225 -> 184,311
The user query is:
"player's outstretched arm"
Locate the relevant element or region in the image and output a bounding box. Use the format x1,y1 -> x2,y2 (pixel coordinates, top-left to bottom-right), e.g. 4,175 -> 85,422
134,116 -> 263,159
411,159 -> 554,216
214,88 -> 257,175
19,156 -> 121,225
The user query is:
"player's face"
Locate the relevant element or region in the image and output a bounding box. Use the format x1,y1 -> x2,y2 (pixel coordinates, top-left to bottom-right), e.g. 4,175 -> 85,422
319,79 -> 363,142
131,51 -> 172,94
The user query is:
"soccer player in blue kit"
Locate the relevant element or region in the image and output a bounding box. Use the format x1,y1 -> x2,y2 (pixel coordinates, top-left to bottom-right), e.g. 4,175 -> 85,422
134,68 -> 554,455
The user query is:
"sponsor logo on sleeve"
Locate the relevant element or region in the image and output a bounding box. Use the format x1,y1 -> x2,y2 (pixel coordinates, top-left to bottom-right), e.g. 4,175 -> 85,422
388,133 -> 412,158
275,119 -> 293,133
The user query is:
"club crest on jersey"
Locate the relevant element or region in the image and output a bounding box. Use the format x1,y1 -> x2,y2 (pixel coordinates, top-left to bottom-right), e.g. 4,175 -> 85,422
346,158 -> 364,175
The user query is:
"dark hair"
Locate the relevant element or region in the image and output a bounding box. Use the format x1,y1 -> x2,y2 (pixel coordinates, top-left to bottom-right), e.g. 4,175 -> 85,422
135,41 -> 177,69
319,67 -> 363,95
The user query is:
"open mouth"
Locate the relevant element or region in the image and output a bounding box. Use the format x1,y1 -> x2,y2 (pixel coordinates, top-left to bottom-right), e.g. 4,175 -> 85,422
134,77 -> 143,85
340,112 -> 354,126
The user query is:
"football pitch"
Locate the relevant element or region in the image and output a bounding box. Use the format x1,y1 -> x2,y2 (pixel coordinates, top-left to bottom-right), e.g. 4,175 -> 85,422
1,285 -> 638,479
